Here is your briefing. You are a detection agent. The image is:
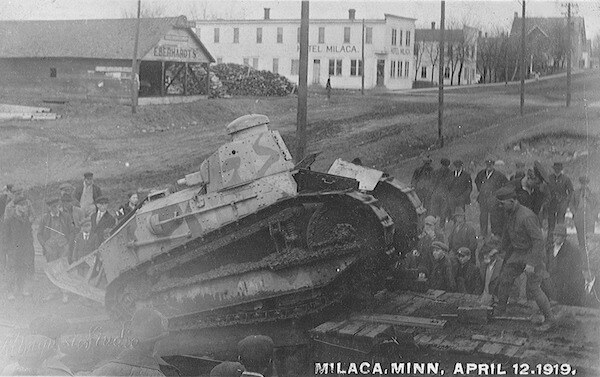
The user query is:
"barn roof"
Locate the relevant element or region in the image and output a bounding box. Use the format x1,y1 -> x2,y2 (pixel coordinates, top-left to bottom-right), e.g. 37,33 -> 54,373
0,16 -> 214,62
509,16 -> 585,39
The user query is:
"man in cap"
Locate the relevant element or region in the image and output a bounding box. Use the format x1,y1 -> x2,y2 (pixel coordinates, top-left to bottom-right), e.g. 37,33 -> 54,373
237,335 -> 275,377
512,163 -> 549,217
494,186 -> 556,330
448,160 -> 472,215
546,224 -> 585,306
58,183 -> 75,198
71,219 -> 99,268
571,175 -> 598,251
455,247 -> 482,294
429,241 -> 457,292
38,197 -> 73,303
411,155 -> 435,212
210,361 -> 245,377
475,156 -> 508,237
510,161 -> 527,182
91,196 -> 115,243
116,192 -> 140,221
430,158 -> 453,225
547,162 -> 573,233
447,207 -> 477,262
479,236 -> 504,304
74,172 -> 102,218
415,216 -> 445,274
60,193 -> 86,233
4,196 -> 36,300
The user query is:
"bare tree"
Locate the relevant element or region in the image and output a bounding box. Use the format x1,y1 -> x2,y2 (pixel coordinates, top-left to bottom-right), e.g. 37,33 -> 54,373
414,41 -> 425,81
425,42 -> 440,84
121,1 -> 168,18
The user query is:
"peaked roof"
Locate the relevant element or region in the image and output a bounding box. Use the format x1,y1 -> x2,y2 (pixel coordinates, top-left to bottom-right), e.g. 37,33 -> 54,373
509,16 -> 585,39
0,16 -> 214,61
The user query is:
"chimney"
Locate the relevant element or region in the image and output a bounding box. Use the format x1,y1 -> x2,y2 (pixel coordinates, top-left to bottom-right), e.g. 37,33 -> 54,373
264,8 -> 270,20
431,22 -> 436,29
349,9 -> 356,20
514,12 -> 518,18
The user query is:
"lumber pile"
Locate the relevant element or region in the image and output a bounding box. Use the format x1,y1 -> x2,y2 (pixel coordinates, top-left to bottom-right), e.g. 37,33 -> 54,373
0,103 -> 60,121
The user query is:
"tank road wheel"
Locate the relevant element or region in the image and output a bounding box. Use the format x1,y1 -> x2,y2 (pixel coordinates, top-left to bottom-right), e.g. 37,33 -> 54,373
306,199 -> 384,251
106,274 -> 151,321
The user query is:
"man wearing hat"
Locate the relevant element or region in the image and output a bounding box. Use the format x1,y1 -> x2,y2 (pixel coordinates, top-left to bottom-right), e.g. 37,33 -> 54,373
4,196 -> 36,300
547,162 -> 573,233
91,196 -> 115,243
456,247 -> 482,294
37,197 -> 73,303
448,159 -> 472,215
571,175 -> 598,251
430,158 -> 453,225
71,219 -> 99,268
429,241 -> 457,292
92,307 -> 177,376
237,335 -> 275,377
494,186 -> 556,330
447,207 -> 477,262
210,361 -> 245,377
546,224 -> 585,306
479,236 -> 504,304
411,155 -> 435,211
60,193 -> 86,233
510,161 -> 527,182
512,166 -> 548,217
475,156 -> 508,237
74,172 -> 102,218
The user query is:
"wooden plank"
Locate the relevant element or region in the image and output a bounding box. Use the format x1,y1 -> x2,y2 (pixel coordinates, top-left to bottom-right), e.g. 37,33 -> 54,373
414,334 -> 432,344
479,342 -> 504,356
440,338 -> 480,353
337,321 -> 368,336
354,323 -> 382,338
361,324 -> 391,339
32,113 -> 59,120
352,314 -> 447,329
471,334 -> 527,346
311,321 -> 347,334
502,345 -> 521,358
426,289 -> 446,298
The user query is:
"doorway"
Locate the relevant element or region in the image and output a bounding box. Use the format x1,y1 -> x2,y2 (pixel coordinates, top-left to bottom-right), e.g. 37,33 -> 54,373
313,59 -> 320,85
376,60 -> 385,86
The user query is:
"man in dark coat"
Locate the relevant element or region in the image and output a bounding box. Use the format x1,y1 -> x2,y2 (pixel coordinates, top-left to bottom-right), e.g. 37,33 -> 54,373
456,247 -> 483,294
475,157 -> 508,237
571,175 -> 598,251
430,158 -> 453,225
73,172 -> 102,218
71,220 -> 99,266
448,160 -> 472,214
91,196 -> 115,243
547,162 -> 573,233
429,241 -> 457,292
411,155 -> 435,212
447,207 -> 477,262
546,224 -> 585,306
494,186 -> 556,330
512,167 -> 548,217
3,196 -> 35,300
414,215 -> 445,277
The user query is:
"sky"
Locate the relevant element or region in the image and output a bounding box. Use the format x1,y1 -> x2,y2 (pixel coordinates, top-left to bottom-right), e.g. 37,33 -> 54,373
1,0 -> 599,38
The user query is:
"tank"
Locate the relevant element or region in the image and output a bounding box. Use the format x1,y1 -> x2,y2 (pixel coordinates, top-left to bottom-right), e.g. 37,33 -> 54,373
45,114 -> 423,355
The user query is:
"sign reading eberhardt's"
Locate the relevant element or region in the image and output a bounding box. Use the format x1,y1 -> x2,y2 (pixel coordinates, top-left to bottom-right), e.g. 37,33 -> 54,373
144,29 -> 206,63
153,44 -> 200,59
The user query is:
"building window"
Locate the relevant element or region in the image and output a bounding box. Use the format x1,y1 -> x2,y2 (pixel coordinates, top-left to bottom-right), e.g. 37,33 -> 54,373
406,30 -> 411,46
421,66 -> 427,78
390,61 -> 396,77
257,27 -> 263,43
273,58 -> 279,74
391,28 -> 397,45
50,68 -> 57,78
297,27 -> 300,43
291,59 -> 299,75
405,61 -> 410,77
344,27 -> 351,43
214,28 -> 220,43
253,58 -> 259,69
397,61 -> 403,77
444,66 -> 450,79
329,59 -> 342,76
318,27 -> 325,44
217,57 -> 223,64
243,58 -> 249,66
399,30 -> 403,46
233,28 -> 239,43
350,59 -> 362,76
277,27 -> 283,43
365,27 -> 372,44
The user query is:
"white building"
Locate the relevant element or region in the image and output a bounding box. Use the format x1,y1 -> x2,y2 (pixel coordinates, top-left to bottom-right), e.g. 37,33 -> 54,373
195,9 -> 416,90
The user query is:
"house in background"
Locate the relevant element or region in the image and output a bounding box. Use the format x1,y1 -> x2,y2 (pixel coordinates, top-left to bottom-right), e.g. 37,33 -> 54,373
414,23 -> 479,87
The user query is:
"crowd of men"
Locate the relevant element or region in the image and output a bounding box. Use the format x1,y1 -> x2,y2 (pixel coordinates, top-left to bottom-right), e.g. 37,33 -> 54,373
408,155 -> 597,329
0,172 -> 139,302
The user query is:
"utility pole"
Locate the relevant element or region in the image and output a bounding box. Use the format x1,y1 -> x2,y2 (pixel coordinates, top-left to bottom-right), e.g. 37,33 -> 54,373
296,1 -> 309,163
520,0 -> 525,116
438,1 -> 445,147
361,18 -> 365,95
131,0 -> 141,114
566,2 -> 571,107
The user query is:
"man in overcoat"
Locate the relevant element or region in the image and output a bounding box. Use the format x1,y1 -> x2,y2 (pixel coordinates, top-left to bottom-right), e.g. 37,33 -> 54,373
448,160 -> 472,214
546,224 -> 585,306
474,157 -> 508,237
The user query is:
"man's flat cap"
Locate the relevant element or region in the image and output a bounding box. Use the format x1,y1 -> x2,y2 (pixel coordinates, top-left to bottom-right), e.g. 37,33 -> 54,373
210,361 -> 244,377
95,196 -> 109,204
485,156 -> 495,164
83,172 -> 94,178
238,335 -> 274,364
552,162 -> 563,170
495,186 -> 516,200
440,158 -> 450,166
431,241 -> 449,252
424,215 -> 436,226
453,160 -> 463,167
457,247 -> 472,257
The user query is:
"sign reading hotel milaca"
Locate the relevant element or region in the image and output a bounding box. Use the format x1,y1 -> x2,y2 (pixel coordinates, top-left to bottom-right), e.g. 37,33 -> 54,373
298,45 -> 412,55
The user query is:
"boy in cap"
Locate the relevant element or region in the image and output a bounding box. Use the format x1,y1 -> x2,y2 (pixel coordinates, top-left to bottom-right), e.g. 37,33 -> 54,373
447,207 -> 477,262
238,335 -> 275,377
4,196 -> 36,300
546,224 -> 585,306
448,160 -> 472,215
429,241 -> 457,292
455,247 -> 482,294
411,155 -> 434,212
91,196 -> 115,243
494,186 -> 556,330
474,156 -> 508,237
430,158 -> 453,225
74,172 -> 102,218
547,162 -> 573,233
571,175 -> 598,251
